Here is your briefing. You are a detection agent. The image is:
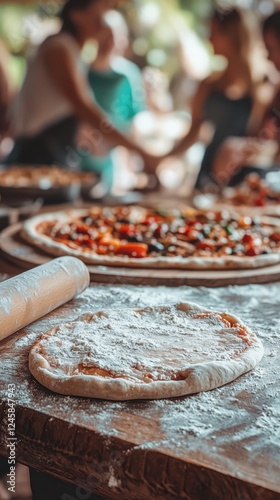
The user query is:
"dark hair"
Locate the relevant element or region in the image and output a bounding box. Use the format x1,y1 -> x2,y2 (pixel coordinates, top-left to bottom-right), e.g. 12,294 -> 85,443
212,7 -> 250,54
60,0 -> 98,34
212,7 -> 242,28
263,10 -> 280,40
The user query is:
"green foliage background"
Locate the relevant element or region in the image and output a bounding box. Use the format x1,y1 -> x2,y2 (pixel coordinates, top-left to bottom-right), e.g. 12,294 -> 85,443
0,0 -> 270,86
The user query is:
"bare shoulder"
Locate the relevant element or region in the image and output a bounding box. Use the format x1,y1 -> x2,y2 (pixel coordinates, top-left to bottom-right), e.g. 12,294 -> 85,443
202,71 -> 224,86
40,32 -> 77,57
196,71 -> 224,95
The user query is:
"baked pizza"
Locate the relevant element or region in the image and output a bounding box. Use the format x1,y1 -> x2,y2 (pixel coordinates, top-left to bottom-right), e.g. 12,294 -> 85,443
0,166 -> 93,188
193,173 -> 280,216
22,205 -> 280,269
29,302 -> 264,400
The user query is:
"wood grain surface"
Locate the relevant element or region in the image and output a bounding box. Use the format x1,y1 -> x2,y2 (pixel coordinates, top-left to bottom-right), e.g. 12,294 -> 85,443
0,283 -> 280,499
2,223 -> 280,287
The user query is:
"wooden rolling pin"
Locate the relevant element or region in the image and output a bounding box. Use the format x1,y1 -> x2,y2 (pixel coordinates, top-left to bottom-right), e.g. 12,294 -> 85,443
0,257 -> 90,342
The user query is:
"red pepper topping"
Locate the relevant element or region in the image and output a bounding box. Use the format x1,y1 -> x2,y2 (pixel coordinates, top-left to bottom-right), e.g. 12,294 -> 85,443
115,243 -> 148,258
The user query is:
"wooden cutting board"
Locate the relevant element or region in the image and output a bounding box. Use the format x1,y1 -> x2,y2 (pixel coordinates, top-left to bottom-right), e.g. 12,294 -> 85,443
1,222 -> 280,287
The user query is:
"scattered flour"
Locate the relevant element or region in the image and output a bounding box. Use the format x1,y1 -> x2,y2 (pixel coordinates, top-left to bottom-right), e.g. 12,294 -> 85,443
0,282 -> 280,487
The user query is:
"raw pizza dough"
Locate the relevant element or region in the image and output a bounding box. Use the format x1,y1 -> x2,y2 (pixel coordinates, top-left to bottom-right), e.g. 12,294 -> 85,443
21,208 -> 280,270
29,302 -> 264,401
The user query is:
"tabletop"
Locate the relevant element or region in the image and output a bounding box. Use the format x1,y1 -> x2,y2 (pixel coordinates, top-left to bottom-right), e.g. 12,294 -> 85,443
0,259 -> 280,500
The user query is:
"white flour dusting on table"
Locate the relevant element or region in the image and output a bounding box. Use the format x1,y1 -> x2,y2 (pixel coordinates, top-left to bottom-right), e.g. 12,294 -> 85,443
0,283 -> 280,484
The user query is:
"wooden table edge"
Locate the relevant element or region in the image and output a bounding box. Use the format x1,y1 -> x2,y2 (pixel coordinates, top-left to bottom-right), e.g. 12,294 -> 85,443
0,402 -> 279,500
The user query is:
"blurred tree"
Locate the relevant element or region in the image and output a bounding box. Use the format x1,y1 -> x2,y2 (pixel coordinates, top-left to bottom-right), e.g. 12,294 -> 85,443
0,0 -> 276,88
179,0 -> 211,22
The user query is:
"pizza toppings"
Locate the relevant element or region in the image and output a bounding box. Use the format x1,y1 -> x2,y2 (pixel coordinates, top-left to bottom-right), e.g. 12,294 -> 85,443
193,173 -> 280,219
31,206 -> 280,261
115,243 -> 149,258
220,174 -> 280,208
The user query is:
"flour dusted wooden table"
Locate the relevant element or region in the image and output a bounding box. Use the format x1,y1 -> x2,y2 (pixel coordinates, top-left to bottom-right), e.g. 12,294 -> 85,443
0,278 -> 280,499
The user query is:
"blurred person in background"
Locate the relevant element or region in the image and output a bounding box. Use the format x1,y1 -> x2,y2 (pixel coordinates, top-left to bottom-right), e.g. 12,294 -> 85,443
5,0 -> 157,173
78,12 -> 146,195
163,7 -> 267,190
170,29 -> 211,112
213,9 -> 280,186
0,39 -> 14,158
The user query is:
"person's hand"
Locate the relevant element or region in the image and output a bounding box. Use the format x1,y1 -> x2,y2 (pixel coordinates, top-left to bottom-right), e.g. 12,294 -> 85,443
140,151 -> 162,174
212,137 -> 250,186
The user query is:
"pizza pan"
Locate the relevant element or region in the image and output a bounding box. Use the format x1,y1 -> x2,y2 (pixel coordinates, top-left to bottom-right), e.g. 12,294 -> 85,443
0,199 -> 43,231
0,184 -> 83,205
0,165 -> 99,205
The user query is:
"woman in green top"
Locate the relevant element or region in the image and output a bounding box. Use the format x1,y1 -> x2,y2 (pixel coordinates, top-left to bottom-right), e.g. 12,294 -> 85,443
78,22 -> 146,192
5,0 -> 157,176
